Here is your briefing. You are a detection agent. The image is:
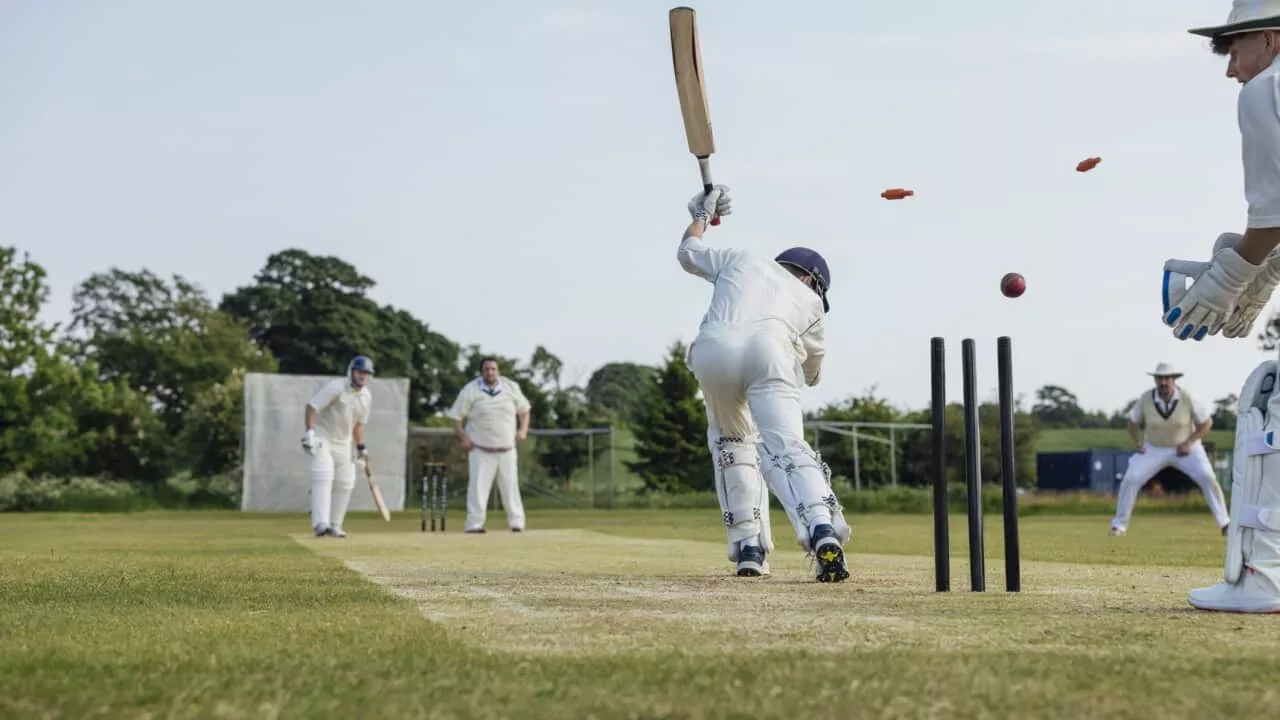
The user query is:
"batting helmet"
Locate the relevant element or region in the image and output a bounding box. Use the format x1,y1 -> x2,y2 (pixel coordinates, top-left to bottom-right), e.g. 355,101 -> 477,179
348,355 -> 375,385
775,247 -> 831,312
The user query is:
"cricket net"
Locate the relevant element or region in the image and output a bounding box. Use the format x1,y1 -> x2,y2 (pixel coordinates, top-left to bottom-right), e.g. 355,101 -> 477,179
241,372 -> 411,513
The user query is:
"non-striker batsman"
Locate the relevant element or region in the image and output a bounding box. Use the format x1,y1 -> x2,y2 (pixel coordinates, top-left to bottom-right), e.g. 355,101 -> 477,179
677,185 -> 851,583
1163,1 -> 1280,613
301,355 -> 374,538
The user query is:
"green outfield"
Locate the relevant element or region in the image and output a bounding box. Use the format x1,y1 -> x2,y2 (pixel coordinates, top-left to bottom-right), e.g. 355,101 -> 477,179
1037,428 -> 1236,453
2,508 -> 1275,719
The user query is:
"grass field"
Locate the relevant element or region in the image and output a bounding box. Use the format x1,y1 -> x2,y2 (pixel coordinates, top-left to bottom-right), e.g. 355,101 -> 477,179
1037,428 -> 1236,452
2,507 -> 1276,719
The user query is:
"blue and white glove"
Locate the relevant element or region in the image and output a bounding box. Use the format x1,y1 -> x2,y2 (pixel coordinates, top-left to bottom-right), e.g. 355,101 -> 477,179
687,185 -> 731,225
301,429 -> 316,455
1225,244 -> 1280,338
1163,234 -> 1263,340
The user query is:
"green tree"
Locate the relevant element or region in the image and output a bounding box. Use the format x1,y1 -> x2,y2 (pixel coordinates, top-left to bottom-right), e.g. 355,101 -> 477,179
810,387 -> 903,488
1212,394 -> 1238,431
68,268 -> 277,476
0,248 -> 162,479
585,362 -> 657,425
896,400 -> 1040,490
222,249 -> 463,420
625,341 -> 712,493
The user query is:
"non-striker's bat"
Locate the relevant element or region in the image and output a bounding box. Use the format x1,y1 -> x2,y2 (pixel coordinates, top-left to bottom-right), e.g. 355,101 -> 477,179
669,6 -> 721,225
363,460 -> 391,522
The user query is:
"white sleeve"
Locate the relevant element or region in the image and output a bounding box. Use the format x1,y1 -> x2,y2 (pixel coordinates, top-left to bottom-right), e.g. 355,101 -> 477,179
308,379 -> 343,411
508,380 -> 532,414
1239,74 -> 1280,229
1188,393 -> 1211,425
358,391 -> 372,425
446,384 -> 473,421
800,318 -> 826,387
676,234 -> 740,282
1128,397 -> 1143,425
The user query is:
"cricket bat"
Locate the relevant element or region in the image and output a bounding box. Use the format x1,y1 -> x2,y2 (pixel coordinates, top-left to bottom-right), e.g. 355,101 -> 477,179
669,6 -> 721,226
363,461 -> 391,522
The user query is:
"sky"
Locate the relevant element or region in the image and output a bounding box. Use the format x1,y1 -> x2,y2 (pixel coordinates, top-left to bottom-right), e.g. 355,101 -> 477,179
1,0 -> 1274,417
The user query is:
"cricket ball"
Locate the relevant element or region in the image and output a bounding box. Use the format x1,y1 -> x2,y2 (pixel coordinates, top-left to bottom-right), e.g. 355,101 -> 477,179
1000,272 -> 1026,298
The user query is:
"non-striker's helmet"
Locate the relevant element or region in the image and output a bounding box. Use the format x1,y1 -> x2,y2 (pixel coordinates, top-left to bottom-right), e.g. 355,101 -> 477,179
348,355 -> 375,386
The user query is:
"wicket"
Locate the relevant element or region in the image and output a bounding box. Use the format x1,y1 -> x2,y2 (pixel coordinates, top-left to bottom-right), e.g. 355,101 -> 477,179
930,336 -> 1021,593
420,461 -> 448,533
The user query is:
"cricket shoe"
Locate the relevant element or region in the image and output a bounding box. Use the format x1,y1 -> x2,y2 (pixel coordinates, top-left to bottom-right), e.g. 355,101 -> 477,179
810,524 -> 850,583
735,545 -> 769,577
1109,527 -> 1126,537
314,523 -> 330,537
326,527 -> 347,538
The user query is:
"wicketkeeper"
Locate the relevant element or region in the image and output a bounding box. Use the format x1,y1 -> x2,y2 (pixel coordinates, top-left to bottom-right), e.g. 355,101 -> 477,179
678,184 -> 851,583
1162,1 -> 1280,613
1109,363 -> 1228,537
301,355 -> 374,538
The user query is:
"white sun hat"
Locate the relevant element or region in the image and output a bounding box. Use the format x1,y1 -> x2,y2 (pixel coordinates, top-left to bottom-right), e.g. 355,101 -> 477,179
1146,362 -> 1185,379
1189,0 -> 1280,37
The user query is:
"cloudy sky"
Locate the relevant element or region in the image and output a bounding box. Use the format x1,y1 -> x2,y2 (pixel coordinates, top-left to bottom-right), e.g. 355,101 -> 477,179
2,0 -> 1270,416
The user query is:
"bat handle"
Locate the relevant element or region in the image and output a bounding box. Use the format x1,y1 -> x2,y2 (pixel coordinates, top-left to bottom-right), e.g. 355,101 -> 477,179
702,182 -> 721,226
698,159 -> 722,226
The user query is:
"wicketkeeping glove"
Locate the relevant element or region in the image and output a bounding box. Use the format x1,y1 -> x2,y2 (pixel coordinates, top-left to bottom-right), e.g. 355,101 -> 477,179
1224,244 -> 1280,338
1163,238 -> 1263,341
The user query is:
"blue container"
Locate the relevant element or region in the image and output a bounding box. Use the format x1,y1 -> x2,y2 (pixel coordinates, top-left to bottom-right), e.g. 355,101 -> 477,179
1036,449 -> 1134,494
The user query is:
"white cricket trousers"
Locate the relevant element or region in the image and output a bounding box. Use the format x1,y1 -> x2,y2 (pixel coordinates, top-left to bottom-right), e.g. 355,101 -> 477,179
465,448 -> 525,531
309,445 -> 356,530
688,325 -> 836,542
1111,442 -> 1229,531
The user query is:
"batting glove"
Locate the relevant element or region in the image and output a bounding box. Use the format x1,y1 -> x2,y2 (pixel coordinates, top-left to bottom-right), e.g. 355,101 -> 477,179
301,429 -> 316,455
356,444 -> 369,463
1163,245 -> 1262,341
688,184 -> 730,225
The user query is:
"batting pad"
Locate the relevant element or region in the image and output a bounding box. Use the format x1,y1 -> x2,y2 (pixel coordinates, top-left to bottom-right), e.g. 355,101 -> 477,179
241,373 -> 410,513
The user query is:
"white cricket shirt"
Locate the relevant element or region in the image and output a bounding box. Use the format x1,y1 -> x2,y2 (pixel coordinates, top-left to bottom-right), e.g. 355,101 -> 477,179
308,378 -> 372,449
1127,387 -> 1210,425
447,377 -> 531,450
676,234 -> 826,386
1240,55 -> 1280,229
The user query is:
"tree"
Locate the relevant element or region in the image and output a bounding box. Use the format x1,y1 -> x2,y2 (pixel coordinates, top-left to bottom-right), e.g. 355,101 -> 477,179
625,341 -> 712,493
1212,394 -> 1238,431
0,248 -> 163,479
1030,385 -> 1107,428
538,386 -> 594,488
585,362 -> 657,425
68,268 -> 277,476
221,249 -> 464,420
895,401 -> 1040,489
811,387 -> 903,488
69,268 -> 277,424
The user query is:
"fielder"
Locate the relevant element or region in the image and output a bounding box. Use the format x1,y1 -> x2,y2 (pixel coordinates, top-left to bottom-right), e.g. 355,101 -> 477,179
678,184 -> 851,583
301,355 -> 374,538
1163,2 -> 1280,612
1109,363 -> 1229,536
447,358 -> 531,533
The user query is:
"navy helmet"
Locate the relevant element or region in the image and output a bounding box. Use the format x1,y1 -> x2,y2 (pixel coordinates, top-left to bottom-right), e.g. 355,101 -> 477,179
348,355 -> 375,386
775,247 -> 831,312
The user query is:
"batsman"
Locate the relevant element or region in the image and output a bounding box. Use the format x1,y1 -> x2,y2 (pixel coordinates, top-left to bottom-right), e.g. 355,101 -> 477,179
677,185 -> 851,583
300,355 -> 374,538
1162,1 -> 1280,613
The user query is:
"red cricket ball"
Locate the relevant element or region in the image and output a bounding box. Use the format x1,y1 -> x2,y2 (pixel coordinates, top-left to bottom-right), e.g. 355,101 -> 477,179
1000,272 -> 1026,298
